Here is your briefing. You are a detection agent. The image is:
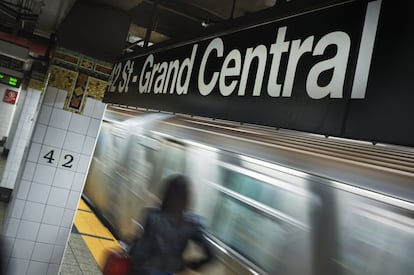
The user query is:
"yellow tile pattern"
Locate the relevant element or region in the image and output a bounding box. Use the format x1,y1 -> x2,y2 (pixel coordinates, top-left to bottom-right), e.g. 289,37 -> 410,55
82,236 -> 121,269
48,65 -> 78,92
75,211 -> 114,240
74,199 -> 121,269
86,76 -> 108,100
77,199 -> 91,211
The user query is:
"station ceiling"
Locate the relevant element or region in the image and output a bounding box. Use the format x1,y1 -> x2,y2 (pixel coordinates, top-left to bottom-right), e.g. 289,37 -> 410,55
0,0 -> 278,54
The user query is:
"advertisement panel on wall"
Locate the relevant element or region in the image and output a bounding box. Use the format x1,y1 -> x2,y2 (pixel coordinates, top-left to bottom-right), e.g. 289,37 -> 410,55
103,0 -> 414,147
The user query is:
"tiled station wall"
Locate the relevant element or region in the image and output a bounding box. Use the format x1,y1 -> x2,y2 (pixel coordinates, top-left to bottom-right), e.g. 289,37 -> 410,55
2,86 -> 106,275
1,88 -> 41,190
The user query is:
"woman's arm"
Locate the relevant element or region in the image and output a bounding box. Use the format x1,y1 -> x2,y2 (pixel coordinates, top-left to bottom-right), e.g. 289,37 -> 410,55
187,215 -> 215,270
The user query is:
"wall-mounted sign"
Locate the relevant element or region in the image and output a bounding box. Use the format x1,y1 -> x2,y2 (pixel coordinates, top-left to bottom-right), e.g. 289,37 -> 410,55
0,54 -> 25,72
103,0 -> 414,147
0,72 -> 21,87
3,89 -> 19,104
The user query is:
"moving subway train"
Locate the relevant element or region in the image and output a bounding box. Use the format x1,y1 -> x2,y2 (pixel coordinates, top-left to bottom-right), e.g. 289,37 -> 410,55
83,106 -> 414,275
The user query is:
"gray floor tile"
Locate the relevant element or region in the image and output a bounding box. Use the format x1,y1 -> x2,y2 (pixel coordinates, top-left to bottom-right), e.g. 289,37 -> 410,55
60,263 -> 83,275
62,250 -> 78,265
74,252 -> 98,266
79,262 -> 101,273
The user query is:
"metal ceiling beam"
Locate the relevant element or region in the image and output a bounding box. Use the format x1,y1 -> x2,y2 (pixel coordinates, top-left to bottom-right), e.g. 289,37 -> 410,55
0,2 -> 18,17
160,0 -> 226,21
137,0 -> 225,24
0,0 -> 31,12
143,0 -> 160,47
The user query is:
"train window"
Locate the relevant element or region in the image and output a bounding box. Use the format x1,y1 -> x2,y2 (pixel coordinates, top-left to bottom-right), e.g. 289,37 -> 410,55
206,163 -> 314,274
210,194 -> 293,273
159,142 -> 186,178
335,200 -> 414,275
93,123 -> 109,159
218,164 -> 315,225
112,130 -> 128,165
126,136 -> 158,190
150,140 -> 187,194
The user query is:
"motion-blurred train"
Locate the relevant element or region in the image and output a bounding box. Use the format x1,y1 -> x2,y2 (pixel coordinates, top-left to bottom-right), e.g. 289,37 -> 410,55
83,105 -> 414,275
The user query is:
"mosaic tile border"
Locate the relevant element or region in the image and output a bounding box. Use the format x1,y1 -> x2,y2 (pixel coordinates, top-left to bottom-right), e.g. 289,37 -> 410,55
52,47 -> 113,81
47,48 -> 113,113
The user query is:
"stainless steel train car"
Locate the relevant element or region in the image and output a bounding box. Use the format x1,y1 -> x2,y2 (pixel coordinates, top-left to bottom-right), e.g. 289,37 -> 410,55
83,106 -> 414,275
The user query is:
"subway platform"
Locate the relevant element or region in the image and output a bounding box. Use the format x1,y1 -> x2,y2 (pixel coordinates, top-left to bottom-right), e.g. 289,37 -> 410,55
60,198 -> 119,275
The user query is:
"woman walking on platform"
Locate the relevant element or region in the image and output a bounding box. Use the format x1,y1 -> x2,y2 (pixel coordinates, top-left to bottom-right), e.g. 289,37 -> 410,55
129,174 -> 214,275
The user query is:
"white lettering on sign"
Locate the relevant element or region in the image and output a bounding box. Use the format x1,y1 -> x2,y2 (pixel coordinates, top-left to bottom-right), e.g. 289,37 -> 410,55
198,27 -> 351,98
198,38 -> 223,96
268,26 -> 290,97
306,31 -> 350,99
138,45 -> 198,95
119,60 -> 134,93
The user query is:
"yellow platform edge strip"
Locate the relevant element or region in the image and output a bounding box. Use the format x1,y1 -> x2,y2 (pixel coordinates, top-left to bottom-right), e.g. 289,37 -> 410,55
74,198 -> 121,269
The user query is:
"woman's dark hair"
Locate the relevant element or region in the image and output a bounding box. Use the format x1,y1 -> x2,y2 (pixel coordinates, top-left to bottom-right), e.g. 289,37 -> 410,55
160,174 -> 190,218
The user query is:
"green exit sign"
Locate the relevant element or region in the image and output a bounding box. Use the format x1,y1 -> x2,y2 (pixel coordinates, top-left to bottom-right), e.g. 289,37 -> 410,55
9,77 -> 17,86
0,73 -> 21,87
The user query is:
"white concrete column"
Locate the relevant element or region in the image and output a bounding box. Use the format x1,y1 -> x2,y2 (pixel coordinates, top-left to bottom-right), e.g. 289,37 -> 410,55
2,86 -> 106,275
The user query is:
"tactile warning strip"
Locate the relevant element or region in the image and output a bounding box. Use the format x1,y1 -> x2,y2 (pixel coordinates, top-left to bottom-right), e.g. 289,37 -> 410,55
73,198 -> 121,269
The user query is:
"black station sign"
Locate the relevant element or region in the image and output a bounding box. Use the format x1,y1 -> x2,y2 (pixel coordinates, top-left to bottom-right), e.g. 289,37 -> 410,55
104,0 -> 414,147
